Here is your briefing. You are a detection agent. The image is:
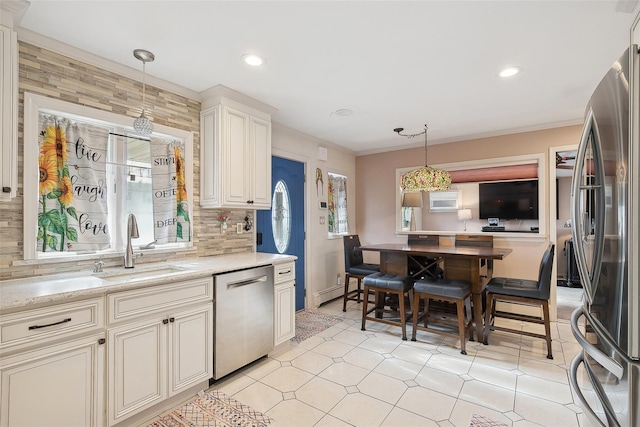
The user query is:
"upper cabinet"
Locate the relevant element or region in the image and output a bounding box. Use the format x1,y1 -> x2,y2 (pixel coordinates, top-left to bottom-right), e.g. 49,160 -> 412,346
200,86 -> 276,209
0,1 -> 26,202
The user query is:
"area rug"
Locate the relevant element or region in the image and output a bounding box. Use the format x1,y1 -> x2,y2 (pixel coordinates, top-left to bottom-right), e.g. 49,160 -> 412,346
291,309 -> 343,343
469,413 -> 509,427
147,390 -> 272,427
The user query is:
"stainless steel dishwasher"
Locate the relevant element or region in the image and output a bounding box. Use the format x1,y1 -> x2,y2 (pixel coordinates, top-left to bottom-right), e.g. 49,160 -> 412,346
213,265 -> 274,380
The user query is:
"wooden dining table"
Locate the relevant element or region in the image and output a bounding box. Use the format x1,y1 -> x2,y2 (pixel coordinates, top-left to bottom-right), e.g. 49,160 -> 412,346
359,243 -> 513,342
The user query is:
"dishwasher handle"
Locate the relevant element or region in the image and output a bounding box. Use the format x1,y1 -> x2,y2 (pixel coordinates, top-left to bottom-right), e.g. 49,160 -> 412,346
226,275 -> 268,289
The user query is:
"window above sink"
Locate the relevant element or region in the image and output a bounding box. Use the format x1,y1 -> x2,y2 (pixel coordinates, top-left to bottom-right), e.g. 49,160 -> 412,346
22,92 -> 194,262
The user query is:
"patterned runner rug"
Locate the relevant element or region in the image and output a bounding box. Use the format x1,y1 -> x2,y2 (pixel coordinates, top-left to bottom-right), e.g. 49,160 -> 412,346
147,390 -> 272,427
291,309 -> 343,343
469,414 -> 508,427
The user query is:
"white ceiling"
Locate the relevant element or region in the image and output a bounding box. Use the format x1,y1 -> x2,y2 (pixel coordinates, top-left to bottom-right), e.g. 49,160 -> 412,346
14,1 -> 639,155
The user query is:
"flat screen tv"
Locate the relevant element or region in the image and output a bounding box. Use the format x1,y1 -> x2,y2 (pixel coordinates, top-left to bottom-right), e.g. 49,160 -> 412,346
479,179 -> 539,220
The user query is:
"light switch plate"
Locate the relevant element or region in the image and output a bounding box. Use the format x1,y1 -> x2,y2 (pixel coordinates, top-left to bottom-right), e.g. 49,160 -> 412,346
236,223 -> 243,233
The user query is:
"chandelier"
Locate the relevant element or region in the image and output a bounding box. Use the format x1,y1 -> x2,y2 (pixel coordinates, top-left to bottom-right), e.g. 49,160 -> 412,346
395,124 -> 451,192
133,49 -> 155,135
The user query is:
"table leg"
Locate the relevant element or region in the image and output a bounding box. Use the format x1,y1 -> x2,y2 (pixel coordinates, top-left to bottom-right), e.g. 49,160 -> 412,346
471,291 -> 483,342
443,256 -> 485,343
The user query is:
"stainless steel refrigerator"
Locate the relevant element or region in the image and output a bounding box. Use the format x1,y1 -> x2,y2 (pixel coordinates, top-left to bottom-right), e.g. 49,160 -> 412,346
569,45 -> 640,427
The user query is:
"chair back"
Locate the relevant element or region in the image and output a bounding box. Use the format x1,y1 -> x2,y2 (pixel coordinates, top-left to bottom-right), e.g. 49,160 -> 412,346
536,244 -> 555,300
343,235 -> 364,270
456,235 -> 493,268
408,235 -> 439,246
455,235 -> 493,247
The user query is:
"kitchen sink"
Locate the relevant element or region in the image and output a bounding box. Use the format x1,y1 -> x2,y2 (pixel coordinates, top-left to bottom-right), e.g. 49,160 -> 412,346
96,266 -> 186,282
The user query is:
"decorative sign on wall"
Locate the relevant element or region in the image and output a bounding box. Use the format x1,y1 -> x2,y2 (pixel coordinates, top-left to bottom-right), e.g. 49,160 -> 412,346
316,167 -> 324,196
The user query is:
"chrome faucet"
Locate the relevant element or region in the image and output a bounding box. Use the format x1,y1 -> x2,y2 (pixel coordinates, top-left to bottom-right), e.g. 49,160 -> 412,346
93,260 -> 104,273
124,213 -> 140,268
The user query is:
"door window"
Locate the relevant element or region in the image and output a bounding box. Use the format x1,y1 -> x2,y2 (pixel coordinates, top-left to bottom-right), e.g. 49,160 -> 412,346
271,180 -> 291,253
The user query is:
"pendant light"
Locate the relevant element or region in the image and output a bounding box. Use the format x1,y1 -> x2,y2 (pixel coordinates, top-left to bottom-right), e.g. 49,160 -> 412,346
396,124 -> 452,192
133,49 -> 155,135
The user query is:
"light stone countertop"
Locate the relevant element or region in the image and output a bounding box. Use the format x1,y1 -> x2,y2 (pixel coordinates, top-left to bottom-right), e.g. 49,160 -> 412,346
0,253 -> 296,312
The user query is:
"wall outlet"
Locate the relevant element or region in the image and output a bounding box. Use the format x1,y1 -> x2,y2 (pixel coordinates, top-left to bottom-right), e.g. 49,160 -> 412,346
337,276 -> 341,285
236,223 -> 243,233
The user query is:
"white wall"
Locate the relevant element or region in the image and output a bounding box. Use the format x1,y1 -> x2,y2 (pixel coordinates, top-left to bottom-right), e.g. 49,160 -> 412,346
271,122 -> 356,308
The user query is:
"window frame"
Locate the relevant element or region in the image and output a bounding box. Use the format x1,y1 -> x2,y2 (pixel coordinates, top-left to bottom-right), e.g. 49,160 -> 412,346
394,153 -> 546,234
23,92 -> 194,261
327,170 -> 350,238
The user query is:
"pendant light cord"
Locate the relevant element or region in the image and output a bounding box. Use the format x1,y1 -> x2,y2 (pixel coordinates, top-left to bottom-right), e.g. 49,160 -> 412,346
141,60 -> 147,115
423,124 -> 428,166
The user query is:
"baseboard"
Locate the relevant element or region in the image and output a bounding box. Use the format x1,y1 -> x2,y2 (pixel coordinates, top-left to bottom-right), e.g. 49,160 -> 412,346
313,283 -> 348,306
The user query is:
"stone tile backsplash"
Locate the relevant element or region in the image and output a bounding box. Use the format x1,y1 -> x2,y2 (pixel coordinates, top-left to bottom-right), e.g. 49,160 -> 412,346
0,42 -> 253,281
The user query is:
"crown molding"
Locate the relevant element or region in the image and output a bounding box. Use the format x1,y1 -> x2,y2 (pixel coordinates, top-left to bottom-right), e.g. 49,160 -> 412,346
1,0 -> 29,28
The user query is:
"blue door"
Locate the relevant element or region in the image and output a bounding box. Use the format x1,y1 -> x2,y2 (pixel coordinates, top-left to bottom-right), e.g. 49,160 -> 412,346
257,156 -> 305,311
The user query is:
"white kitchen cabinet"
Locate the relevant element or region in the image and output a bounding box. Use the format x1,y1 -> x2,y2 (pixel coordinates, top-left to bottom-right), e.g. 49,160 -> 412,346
168,306 -> 212,395
274,262 -> 295,346
0,18 -> 20,201
0,298 -> 105,427
200,87 -> 273,209
108,316 -> 165,424
106,278 -> 213,426
0,335 -> 105,427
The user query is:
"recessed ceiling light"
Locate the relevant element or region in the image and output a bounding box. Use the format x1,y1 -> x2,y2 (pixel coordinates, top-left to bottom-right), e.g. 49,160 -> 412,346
333,109 -> 354,117
499,66 -> 522,78
242,54 -> 265,67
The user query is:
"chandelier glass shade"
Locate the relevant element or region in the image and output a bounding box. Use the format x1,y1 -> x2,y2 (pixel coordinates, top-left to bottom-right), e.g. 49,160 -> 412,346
133,49 -> 155,135
396,125 -> 452,192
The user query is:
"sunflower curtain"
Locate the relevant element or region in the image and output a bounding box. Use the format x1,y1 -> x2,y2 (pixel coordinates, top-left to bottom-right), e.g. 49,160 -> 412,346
150,138 -> 191,243
327,173 -> 349,234
37,114 -> 110,252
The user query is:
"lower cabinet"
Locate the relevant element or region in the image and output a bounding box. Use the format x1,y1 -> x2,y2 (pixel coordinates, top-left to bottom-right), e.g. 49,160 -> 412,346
274,262 -> 296,346
106,278 -> 213,426
0,334 -> 105,427
274,282 -> 295,345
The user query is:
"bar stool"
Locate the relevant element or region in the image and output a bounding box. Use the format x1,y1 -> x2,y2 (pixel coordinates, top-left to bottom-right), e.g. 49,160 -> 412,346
361,272 -> 414,340
484,244 -> 555,359
411,277 -> 474,354
342,235 -> 380,312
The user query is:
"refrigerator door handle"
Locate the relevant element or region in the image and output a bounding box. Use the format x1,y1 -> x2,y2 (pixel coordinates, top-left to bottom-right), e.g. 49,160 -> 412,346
571,109 -> 606,304
570,306 -> 624,379
569,353 -> 621,427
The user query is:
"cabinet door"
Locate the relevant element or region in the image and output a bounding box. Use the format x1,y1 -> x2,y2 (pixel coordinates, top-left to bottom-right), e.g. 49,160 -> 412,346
168,304 -> 213,396
250,116 -> 271,208
108,318 -> 166,425
0,25 -> 18,202
274,282 -> 295,346
199,106 -> 219,207
0,335 -> 104,427
222,106 -> 250,206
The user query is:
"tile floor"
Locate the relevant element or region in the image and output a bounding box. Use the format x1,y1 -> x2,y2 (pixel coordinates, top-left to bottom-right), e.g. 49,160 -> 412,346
208,296 -> 590,427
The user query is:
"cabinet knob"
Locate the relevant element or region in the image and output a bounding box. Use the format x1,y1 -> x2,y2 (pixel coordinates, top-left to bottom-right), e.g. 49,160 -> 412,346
162,318 -> 169,324
169,317 -> 175,323
98,338 -> 106,345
